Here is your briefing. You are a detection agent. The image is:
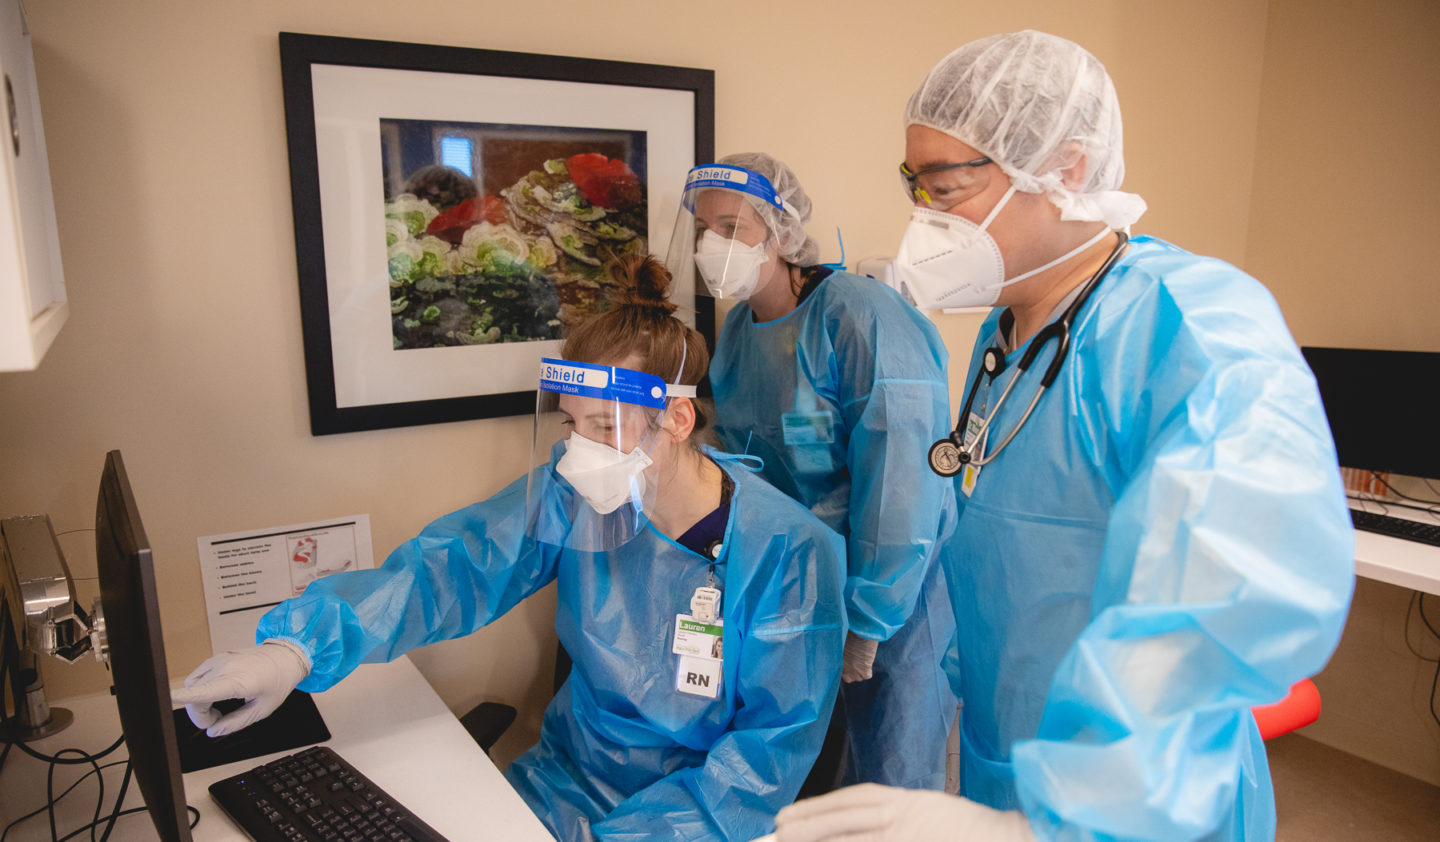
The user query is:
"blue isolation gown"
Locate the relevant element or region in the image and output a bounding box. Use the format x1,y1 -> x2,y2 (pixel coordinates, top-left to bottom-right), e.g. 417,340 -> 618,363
257,452 -> 847,842
944,235 -> 1353,840
709,270 -> 959,789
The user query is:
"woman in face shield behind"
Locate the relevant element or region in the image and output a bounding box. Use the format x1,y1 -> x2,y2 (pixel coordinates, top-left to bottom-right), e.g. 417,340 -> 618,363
670,153 -> 959,791
174,255 -> 848,842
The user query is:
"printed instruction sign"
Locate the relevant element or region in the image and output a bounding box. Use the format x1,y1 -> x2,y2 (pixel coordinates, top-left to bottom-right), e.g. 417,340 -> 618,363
197,515 -> 373,654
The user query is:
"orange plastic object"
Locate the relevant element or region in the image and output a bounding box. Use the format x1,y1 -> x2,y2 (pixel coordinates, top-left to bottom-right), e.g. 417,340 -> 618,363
1252,678 -> 1321,740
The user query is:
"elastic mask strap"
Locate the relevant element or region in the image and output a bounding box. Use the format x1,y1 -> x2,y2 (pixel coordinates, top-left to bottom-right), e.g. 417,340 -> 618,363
999,226 -> 1112,289
711,448 -> 765,474
732,454 -> 764,473
978,185 -> 1018,231
668,340 -> 690,398
820,228 -> 846,272
642,340 -> 693,455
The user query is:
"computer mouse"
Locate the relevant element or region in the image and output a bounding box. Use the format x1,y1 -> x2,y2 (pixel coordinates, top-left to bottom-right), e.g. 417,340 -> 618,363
212,697 -> 247,716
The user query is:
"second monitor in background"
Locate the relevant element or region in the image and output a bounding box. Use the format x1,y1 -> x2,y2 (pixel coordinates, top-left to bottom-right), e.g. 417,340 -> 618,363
1301,347 -> 1440,483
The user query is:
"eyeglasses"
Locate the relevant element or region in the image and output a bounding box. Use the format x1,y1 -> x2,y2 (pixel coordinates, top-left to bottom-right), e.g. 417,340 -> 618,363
899,157 -> 992,207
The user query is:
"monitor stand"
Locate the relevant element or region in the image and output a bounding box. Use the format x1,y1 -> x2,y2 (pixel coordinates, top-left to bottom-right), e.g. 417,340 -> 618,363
2,650 -> 73,740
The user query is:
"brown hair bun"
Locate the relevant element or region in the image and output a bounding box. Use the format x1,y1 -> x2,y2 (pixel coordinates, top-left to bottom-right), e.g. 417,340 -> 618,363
560,254 -> 711,434
610,253 -> 678,316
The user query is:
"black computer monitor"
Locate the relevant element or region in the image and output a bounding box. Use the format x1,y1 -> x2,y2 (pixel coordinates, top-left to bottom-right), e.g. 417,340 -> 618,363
95,449 -> 193,842
1301,347 -> 1440,481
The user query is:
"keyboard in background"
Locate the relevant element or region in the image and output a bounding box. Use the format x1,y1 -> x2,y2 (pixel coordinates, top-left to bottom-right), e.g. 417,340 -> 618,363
208,745 -> 450,841
1350,508 -> 1440,548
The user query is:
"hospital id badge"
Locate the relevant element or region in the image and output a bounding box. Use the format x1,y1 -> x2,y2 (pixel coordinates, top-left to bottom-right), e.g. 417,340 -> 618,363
783,411 -> 839,475
674,614 -> 723,698
781,410 -> 836,446
673,615 -> 724,659
960,412 -> 987,497
676,655 -> 722,698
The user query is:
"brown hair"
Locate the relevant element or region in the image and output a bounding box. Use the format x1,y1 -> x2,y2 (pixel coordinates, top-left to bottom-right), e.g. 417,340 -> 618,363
562,254 -> 710,431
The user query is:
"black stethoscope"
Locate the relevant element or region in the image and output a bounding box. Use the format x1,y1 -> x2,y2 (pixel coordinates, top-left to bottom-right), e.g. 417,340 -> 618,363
928,232 -> 1130,477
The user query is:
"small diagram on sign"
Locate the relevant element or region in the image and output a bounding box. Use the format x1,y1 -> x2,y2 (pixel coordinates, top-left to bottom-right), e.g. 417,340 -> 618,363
287,533 -> 353,595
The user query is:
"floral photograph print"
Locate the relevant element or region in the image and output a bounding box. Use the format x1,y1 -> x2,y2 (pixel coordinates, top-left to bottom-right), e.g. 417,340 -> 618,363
383,120 -> 649,350
280,32 -> 713,435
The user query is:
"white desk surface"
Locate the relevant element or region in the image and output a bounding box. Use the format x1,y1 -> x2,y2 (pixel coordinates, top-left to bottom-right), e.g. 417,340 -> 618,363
0,656 -> 554,841
1348,501 -> 1440,596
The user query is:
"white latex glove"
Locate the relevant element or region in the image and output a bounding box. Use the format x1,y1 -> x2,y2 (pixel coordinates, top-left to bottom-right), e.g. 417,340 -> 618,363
170,639 -> 311,737
841,633 -> 880,683
775,784 -> 1035,842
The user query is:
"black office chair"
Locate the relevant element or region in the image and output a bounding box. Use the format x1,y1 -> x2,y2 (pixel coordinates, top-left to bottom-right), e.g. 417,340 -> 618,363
798,700 -> 848,798
458,700 -> 517,756
458,642 -> 571,756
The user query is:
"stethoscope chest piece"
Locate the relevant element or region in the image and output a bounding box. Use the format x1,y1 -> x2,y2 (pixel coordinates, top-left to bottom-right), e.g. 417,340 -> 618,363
928,436 -> 967,477
982,347 -> 1007,379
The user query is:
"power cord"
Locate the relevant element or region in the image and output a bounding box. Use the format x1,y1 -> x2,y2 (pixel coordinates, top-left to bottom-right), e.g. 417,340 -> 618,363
46,748 -> 104,842
0,651 -> 125,767
0,754 -> 198,842
1368,471 -> 1440,516
1404,592 -> 1440,663
91,758 -> 131,841
0,759 -> 123,841
52,805 -> 199,840
1413,593 -> 1440,732
51,529 -> 98,584
0,720 -> 199,841
1346,492 -> 1440,520
1,616 -> 202,838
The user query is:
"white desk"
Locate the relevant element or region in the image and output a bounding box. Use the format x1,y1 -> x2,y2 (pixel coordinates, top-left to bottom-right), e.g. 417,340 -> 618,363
0,657 -> 553,841
1349,503 -> 1440,596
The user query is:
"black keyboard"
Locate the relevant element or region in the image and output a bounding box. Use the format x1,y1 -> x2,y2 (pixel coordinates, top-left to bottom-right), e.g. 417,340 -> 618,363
208,745 -> 450,841
1350,509 -> 1440,547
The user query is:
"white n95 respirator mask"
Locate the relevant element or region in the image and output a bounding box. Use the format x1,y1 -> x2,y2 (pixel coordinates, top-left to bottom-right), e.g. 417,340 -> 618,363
893,186 -> 1109,309
555,432 -> 654,515
693,229 -> 770,300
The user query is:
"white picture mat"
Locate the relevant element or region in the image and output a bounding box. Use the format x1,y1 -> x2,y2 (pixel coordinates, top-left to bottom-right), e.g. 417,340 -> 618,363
310,64 -> 697,409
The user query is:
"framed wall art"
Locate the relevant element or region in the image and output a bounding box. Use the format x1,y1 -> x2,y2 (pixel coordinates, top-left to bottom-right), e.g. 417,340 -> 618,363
279,32 -> 715,434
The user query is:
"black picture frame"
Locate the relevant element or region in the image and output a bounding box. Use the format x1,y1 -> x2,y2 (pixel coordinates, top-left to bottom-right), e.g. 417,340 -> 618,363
279,32 -> 715,435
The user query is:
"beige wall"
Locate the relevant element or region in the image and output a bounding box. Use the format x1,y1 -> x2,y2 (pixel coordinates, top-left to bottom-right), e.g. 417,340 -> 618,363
1247,0 -> 1440,353
1246,0 -> 1440,785
1,0 -> 1292,770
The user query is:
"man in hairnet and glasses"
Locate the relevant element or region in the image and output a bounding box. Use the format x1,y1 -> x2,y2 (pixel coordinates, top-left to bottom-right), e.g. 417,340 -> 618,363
775,29 -> 1353,842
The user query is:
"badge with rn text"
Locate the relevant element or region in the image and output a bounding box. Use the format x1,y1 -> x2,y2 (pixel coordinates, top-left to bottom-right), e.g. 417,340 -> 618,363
674,614 -> 723,698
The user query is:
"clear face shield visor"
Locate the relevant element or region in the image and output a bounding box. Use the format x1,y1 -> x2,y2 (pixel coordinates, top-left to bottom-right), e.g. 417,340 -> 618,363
664,165 -> 789,301
527,357 -> 696,551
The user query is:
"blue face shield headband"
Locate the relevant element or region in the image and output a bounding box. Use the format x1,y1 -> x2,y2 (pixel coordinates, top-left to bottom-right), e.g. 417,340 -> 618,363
538,357 -> 696,409
681,165 -> 788,215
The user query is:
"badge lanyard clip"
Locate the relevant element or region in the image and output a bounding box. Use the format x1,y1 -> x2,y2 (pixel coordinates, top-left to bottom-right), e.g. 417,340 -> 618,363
691,583 -> 721,623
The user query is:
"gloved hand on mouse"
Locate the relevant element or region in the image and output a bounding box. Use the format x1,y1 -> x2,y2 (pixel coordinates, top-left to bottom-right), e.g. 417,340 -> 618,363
170,640 -> 310,737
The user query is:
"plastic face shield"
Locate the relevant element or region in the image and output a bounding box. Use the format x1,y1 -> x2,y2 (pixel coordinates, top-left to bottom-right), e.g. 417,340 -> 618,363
529,357 -> 694,551
665,165 -> 788,300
